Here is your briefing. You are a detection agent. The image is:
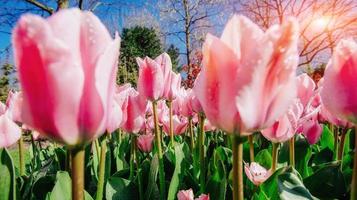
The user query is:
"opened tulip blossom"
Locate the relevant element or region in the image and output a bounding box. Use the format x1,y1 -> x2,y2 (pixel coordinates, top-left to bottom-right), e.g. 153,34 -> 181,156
177,189 -> 194,200
244,162 -> 271,185
193,15 -> 299,200
13,8 -> 120,145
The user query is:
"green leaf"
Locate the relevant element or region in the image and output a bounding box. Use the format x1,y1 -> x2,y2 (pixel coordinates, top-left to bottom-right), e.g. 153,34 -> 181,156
260,167 -> 286,199
145,154 -> 160,200
278,167 -> 315,200
304,162 -> 347,199
50,171 -> 71,200
105,176 -> 138,200
295,137 -> 312,178
311,147 -> 333,166
167,143 -> 185,200
0,148 -> 17,200
32,176 -> 55,200
320,125 -> 334,151
206,159 -> 226,200
255,149 -> 272,169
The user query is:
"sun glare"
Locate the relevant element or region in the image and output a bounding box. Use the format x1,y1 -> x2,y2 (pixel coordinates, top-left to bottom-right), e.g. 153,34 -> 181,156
311,16 -> 332,30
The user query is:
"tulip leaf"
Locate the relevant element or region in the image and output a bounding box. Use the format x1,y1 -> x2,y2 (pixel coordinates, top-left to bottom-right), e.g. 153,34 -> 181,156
319,125 -> 334,151
206,159 -> 226,200
304,162 -> 347,199
255,149 -> 272,169
0,148 -> 17,200
145,154 -> 160,199
32,175 -> 55,200
168,143 -> 185,200
277,167 -> 316,200
311,147 -> 333,166
105,175 -> 138,200
50,171 -> 71,200
260,167 -> 286,199
295,136 -> 312,178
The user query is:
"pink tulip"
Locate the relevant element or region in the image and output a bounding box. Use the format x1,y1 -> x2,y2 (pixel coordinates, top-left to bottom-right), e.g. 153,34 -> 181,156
12,8 -> 120,145
193,15 -> 299,134
106,84 -> 133,133
244,162 -> 272,185
121,89 -> 146,133
0,113 -> 22,148
137,133 -> 154,152
180,89 -> 195,118
162,115 -> 188,135
177,189 -> 194,200
204,120 -> 216,132
137,52 -> 177,102
296,74 -> 316,107
261,100 -> 303,143
6,90 -> 23,123
195,194 -> 210,200
0,102 -> 6,115
319,104 -> 353,128
297,118 -> 322,144
320,39 -> 357,124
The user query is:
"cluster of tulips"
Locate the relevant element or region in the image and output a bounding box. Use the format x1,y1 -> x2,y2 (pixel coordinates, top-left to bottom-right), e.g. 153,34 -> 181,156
0,7 -> 357,200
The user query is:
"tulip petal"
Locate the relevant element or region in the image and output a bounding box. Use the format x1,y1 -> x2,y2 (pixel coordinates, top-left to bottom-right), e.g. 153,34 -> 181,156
0,114 -> 21,148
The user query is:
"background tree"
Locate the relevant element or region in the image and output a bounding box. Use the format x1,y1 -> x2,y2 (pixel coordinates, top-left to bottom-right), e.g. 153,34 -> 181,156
0,63 -> 15,102
117,26 -> 162,86
236,0 -> 357,68
158,0 -> 228,67
166,44 -> 180,72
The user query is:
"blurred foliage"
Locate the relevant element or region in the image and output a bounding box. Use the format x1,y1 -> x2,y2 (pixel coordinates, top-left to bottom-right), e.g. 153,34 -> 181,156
117,26 -> 162,86
166,44 -> 180,72
0,63 -> 15,102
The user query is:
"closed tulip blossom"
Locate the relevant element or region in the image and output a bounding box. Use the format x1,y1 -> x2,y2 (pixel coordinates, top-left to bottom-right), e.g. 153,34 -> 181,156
137,133 -> 155,153
244,162 -> 272,185
162,115 -> 188,135
13,8 -> 120,145
193,15 -> 299,134
121,89 -> 147,133
319,40 -> 357,200
0,103 -> 22,148
320,39 -> 357,123
137,53 -> 177,102
6,90 -> 23,123
106,84 -> 132,133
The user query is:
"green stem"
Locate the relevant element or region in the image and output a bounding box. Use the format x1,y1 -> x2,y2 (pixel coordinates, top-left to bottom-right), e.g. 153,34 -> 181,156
168,100 -> 174,146
332,125 -> 339,161
18,133 -> 25,176
248,135 -> 254,162
189,117 -> 194,151
66,147 -> 72,173
198,114 -> 205,193
135,137 -> 144,200
118,129 -> 122,144
152,101 -> 165,200
95,139 -> 101,162
71,146 -> 85,200
272,143 -> 279,172
232,134 -> 244,200
351,127 -> 357,200
289,136 -> 295,168
129,135 -> 136,180
338,129 -> 347,165
96,136 -> 107,200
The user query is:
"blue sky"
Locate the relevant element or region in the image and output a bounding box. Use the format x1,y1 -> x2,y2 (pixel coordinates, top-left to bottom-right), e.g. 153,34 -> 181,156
0,0 -> 165,62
